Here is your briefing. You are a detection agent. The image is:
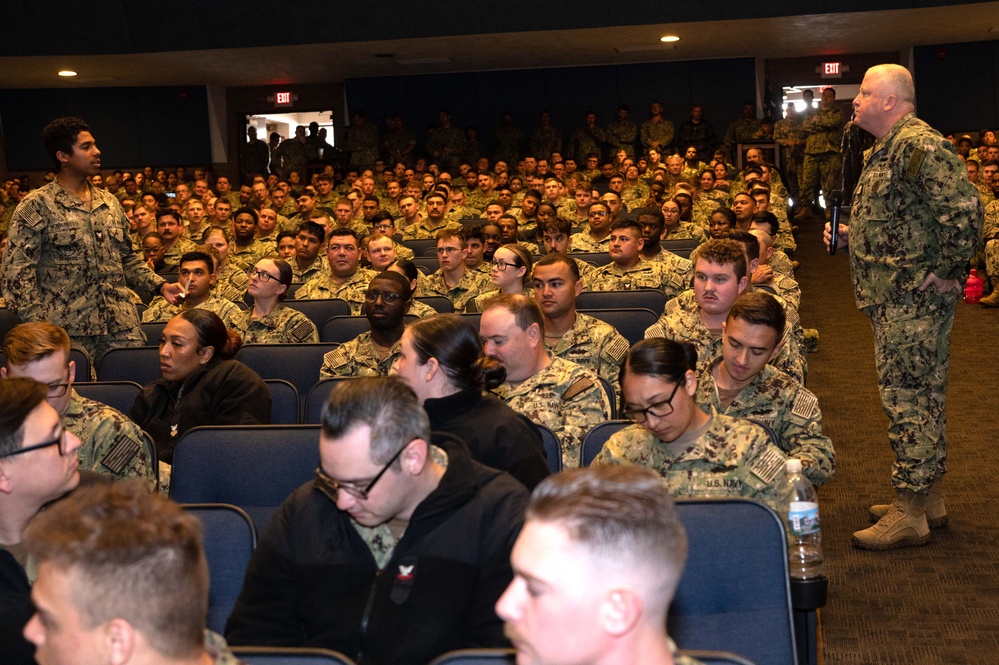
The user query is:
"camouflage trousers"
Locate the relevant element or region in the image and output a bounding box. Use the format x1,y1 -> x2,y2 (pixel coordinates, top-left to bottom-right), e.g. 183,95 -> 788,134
74,328 -> 146,371
800,152 -> 841,206
984,238 -> 999,284
781,150 -> 801,200
865,288 -> 957,494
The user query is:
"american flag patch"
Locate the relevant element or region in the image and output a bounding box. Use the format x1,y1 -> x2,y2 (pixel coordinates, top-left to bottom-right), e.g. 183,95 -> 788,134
101,435 -> 140,475
606,336 -> 629,362
749,446 -> 786,484
791,391 -> 819,420
291,319 -> 314,342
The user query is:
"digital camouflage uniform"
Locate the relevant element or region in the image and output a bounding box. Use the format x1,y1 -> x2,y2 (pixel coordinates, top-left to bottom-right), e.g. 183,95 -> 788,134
347,123 -> 380,170
215,263 -> 249,303
982,199 -> 999,284
319,332 -> 401,379
229,240 -> 274,272
800,105 -> 843,207
162,236 -> 199,268
296,268 -> 378,315
773,115 -> 805,199
400,218 -> 459,240
203,630 -> 244,665
383,127 -> 417,166
755,271 -> 801,312
417,268 -> 490,312
291,255 -> 328,284
142,293 -> 242,328
545,312 -> 629,404
65,390 -> 156,490
408,298 -> 438,318
568,124 -> 607,164
606,119 -> 638,159
529,126 -> 562,161
568,232 -> 611,254
662,222 -> 709,245
644,290 -> 807,384
1,181 -> 164,363
276,139 -> 308,179
848,113 -> 982,493
640,118 -> 675,153
492,356 -> 612,469
696,359 -> 834,486
593,412 -> 787,511
587,257 -> 692,301
426,126 -> 465,171
723,118 -> 762,154
231,305 -> 319,344
492,124 -> 524,165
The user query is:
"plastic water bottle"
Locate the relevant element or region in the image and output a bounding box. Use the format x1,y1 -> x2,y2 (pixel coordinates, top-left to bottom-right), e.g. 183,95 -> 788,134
782,459 -> 825,580
964,268 -> 983,304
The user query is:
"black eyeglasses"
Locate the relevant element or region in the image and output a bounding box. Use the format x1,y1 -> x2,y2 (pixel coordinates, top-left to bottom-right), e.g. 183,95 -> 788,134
622,380 -> 683,424
364,290 -> 404,304
491,259 -> 519,270
314,442 -> 409,502
0,430 -> 68,459
247,267 -> 280,282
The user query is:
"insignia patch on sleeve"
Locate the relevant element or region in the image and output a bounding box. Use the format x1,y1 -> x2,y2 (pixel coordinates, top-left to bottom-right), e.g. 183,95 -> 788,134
791,391 -> 819,420
907,148 -> 926,179
749,446 -> 786,484
324,348 -> 348,369
101,435 -> 141,475
562,378 -> 594,402
291,319 -> 314,342
677,257 -> 692,272
606,336 -> 630,362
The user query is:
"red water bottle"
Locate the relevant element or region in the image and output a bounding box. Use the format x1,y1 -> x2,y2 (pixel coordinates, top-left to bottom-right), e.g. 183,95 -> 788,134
965,269 -> 983,304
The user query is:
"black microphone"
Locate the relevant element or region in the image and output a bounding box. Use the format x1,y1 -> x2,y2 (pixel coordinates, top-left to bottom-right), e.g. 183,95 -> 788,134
828,190 -> 843,255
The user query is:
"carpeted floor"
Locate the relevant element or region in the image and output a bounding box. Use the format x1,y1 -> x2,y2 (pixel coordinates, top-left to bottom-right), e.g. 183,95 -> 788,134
795,214 -> 999,665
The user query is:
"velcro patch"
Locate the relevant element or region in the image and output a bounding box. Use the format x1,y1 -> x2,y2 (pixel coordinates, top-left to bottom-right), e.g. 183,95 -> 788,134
907,148 -> 926,179
324,348 -> 349,369
749,445 -> 786,485
606,336 -> 630,362
562,377 -> 594,402
101,435 -> 141,475
791,390 -> 819,420
291,319 -> 314,342
677,257 -> 692,272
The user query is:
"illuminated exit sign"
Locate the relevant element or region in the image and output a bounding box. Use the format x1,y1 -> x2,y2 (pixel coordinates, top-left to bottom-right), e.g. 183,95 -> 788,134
268,91 -> 298,108
818,62 -> 847,79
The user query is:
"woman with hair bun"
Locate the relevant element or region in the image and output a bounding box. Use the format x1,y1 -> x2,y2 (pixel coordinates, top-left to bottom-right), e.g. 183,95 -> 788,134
393,313 -> 550,489
130,309 -> 271,467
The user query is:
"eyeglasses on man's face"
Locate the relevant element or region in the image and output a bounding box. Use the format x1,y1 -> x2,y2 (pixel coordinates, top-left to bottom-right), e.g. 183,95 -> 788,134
314,442 -> 409,501
363,290 -> 404,304
0,428 -> 70,459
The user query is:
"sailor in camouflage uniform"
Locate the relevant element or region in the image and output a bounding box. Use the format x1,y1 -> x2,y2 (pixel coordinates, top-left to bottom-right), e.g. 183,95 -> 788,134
296,229 -> 377,314
693,292 -> 834,487
799,87 -> 843,217
481,295 -> 612,469
586,220 -> 691,300
830,65 -> 982,550
1,118 -> 183,363
142,251 -> 242,329
640,102 -> 675,153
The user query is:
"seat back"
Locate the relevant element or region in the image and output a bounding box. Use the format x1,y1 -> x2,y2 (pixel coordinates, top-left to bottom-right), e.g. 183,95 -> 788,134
576,289 -> 667,315
170,425 -> 321,531
679,650 -> 758,665
671,499 -> 796,665
534,424 -> 562,473
662,238 -> 702,252
400,238 -> 439,255
580,420 -> 630,466
411,257 -> 439,274
263,379 -> 299,424
414,296 -> 454,313
232,647 -> 359,665
73,381 -> 143,415
579,308 -> 658,346
427,649 -> 516,665
140,321 -> 168,345
96,346 -> 161,385
567,251 -> 614,267
304,378 -> 356,424
284,298 -> 352,329
235,343 -> 338,402
183,503 -> 256,634
0,307 -> 22,342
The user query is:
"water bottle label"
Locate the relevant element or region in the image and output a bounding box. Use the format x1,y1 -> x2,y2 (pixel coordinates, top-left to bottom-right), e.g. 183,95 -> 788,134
788,501 -> 820,535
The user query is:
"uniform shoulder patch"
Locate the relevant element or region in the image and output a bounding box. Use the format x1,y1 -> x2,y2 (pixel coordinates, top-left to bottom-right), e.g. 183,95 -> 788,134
290,318 -> 315,342
676,257 -> 692,272
324,347 -> 349,369
562,377 -> 594,402
749,445 -> 786,484
605,335 -> 630,362
791,390 -> 819,420
101,434 -> 141,475
907,148 -> 926,179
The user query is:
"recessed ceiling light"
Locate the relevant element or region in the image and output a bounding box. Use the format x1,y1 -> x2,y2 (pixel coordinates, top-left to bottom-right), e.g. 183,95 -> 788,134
660,35 -> 680,43
58,70 -> 77,77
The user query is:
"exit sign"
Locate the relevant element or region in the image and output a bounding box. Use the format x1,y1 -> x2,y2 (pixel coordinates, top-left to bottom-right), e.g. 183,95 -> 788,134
818,62 -> 847,79
275,91 -> 292,107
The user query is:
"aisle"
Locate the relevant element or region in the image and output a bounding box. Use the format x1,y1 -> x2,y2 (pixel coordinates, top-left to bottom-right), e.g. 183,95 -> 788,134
795,216 -> 999,664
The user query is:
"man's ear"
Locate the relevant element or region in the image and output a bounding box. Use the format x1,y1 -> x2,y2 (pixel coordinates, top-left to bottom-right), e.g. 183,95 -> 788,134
599,587 -> 643,638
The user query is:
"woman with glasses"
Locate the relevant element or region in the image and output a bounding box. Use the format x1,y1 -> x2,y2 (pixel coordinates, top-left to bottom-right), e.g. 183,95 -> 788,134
201,226 -> 248,303
591,338 -> 785,509
464,244 -> 533,313
393,314 -> 550,489
130,309 -> 271,470
231,258 -> 318,344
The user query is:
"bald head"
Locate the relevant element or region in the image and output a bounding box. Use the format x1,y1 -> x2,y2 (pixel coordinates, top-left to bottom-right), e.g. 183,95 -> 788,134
869,64 -> 915,104
853,64 -> 916,139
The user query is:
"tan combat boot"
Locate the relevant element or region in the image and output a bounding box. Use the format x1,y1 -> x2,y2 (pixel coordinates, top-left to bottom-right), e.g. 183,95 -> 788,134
979,290 -> 999,307
853,490 -> 931,550
869,477 -> 948,528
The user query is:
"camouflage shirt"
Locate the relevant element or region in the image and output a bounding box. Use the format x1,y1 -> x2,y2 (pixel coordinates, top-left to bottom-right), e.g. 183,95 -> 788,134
417,268 -> 490,312
606,120 -> 638,157
142,293 -> 242,328
231,304 -> 319,344
569,232 -> 611,254
849,113 -> 983,308
163,236 -> 199,267
545,312 -> 629,402
662,222 -> 708,245
640,118 -> 675,151
492,356 -> 612,469
204,630 -> 245,665
1,181 -> 164,335
215,263 -> 249,303
229,240 -> 275,272
644,290 -> 807,384
319,331 -> 401,379
529,126 -> 562,160
593,411 -> 788,511
291,255 -> 328,284
696,359 -> 835,486
802,106 -> 844,154
587,257 -> 692,301
400,217 -> 459,240
65,390 -> 155,490
296,268 -> 378,315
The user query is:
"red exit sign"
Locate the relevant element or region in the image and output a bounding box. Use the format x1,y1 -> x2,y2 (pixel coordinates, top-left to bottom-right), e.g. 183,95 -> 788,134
275,92 -> 292,107
820,62 -> 846,79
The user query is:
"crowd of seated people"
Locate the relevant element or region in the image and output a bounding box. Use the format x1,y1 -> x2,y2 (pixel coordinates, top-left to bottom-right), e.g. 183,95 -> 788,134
2,102 -> 994,665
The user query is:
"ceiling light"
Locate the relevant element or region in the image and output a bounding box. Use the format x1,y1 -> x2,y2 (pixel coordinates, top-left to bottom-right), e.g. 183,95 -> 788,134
660,35 -> 680,43
58,70 -> 77,77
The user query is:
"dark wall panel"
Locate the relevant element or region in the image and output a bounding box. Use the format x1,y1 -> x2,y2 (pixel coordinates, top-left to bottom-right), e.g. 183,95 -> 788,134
0,86 -> 210,171
914,40 -> 998,133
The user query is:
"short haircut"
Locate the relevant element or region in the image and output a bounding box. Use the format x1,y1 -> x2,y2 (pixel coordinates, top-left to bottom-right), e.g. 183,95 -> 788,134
156,210 -> 180,224
727,291 -> 786,341
0,378 -> 48,457
43,117 -> 90,169
328,228 -> 359,243
541,217 -> 572,236
721,229 -> 760,264
610,218 -> 642,236
461,225 -> 485,244
233,207 -> 258,223
435,228 -> 465,247
527,464 -> 688,603
534,252 -> 581,281
298,220 -> 326,243
751,211 -> 779,237
372,270 -> 413,301
482,293 -> 545,337
425,191 -> 446,204
696,238 -> 748,280
179,250 -> 214,272
321,376 -> 429,466
634,206 -> 665,226
23,481 -> 209,660
522,188 -> 543,202
3,322 -> 70,366
711,207 -> 737,226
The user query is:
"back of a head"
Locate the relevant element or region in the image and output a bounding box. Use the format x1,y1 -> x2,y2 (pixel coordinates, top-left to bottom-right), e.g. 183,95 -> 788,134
321,376 -> 430,465
721,228 -> 760,264
408,314 -> 506,391
527,465 -> 688,611
23,480 -> 208,660
2,321 -> 70,368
